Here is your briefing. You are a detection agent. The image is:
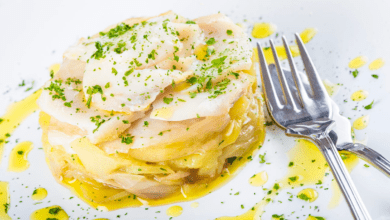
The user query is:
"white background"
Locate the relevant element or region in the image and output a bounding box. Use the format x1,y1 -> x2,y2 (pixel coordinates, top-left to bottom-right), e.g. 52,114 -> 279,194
1,0 -> 390,219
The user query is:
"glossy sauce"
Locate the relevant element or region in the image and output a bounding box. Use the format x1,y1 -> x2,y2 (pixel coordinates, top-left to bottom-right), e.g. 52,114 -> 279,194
252,23 -> 277,39
0,90 -> 41,164
249,171 -> 268,187
348,56 -> 368,69
323,79 -> 340,97
8,141 -> 33,172
166,205 -> 183,217
30,205 -> 69,220
351,90 -> 368,101
32,187 -> 48,201
0,181 -> 11,220
216,139 -> 359,219
353,115 -> 369,130
369,58 -> 384,70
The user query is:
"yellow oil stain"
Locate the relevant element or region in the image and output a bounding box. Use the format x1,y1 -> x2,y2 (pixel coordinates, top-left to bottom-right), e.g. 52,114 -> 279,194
297,188 -> 319,202
252,23 -> 276,39
369,58 -> 385,70
300,28 -> 318,44
166,205 -> 183,217
30,205 -> 69,220
323,79 -> 340,97
0,181 -> 11,220
254,45 -> 300,64
329,151 -> 359,208
32,187 -> 48,201
349,56 -> 368,69
216,140 -> 327,220
306,216 -> 326,220
190,202 -> 199,208
351,90 -> 368,101
353,115 -> 369,130
49,63 -> 61,74
0,90 -> 42,165
249,171 -> 268,187
8,141 -> 33,172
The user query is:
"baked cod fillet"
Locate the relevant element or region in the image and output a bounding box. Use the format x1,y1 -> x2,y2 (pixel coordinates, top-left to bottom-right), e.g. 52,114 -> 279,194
38,11 -> 265,209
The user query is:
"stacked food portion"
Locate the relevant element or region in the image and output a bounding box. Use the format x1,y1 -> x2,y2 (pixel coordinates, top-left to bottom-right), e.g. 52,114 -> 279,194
38,11 -> 265,206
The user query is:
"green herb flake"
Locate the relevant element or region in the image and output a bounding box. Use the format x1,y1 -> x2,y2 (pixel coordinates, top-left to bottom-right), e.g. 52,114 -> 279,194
364,100 -> 374,110
352,69 -> 359,78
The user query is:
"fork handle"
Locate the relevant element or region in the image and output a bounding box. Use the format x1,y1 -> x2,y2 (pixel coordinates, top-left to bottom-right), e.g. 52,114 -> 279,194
344,143 -> 390,178
313,133 -> 372,220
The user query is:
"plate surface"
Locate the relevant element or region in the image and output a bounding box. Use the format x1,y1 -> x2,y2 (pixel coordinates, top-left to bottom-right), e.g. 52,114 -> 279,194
1,0 -> 390,219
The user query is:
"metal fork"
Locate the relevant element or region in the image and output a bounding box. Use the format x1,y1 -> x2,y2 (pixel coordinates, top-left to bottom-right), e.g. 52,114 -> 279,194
256,34 -> 371,220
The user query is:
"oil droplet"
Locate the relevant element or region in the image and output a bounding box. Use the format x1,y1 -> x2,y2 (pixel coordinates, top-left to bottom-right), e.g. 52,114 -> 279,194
166,205 -> 183,217
190,202 -> 199,208
252,23 -> 276,38
194,44 -> 209,61
353,115 -> 369,130
8,141 -> 33,172
30,205 -> 69,220
32,188 -> 48,201
323,79 -> 340,97
300,28 -> 318,44
349,56 -> 368,69
297,188 -> 319,202
249,171 -> 268,186
0,90 -> 42,164
306,216 -> 325,220
0,181 -> 11,220
369,58 -> 385,70
351,90 -> 369,101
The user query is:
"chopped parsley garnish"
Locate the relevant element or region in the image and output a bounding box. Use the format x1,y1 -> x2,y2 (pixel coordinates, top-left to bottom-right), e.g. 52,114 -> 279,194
50,70 -> 54,78
352,69 -> 359,78
231,72 -> 239,79
48,207 -> 61,215
112,68 -> 118,75
86,85 -> 103,108
273,183 -> 280,190
206,38 -> 216,45
114,41 -> 127,54
185,20 -> 196,24
288,176 -> 298,182
91,41 -> 105,60
364,164 -> 370,168
211,56 -> 227,68
4,203 -> 9,214
44,80 -> 66,101
32,189 -> 38,195
259,153 -> 266,163
226,30 -> 233,35
298,193 -> 311,201
17,151 -> 24,155
364,100 -> 374,110
143,121 -> 149,127
163,97 -> 173,104
64,101 -> 73,107
272,214 -> 284,219
288,161 -> 294,167
90,115 -> 106,133
100,22 -> 132,39
372,74 -> 378,79
121,134 -> 134,144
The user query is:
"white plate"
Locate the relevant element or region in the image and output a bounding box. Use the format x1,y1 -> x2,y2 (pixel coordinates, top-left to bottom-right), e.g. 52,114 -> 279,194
1,0 -> 390,219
